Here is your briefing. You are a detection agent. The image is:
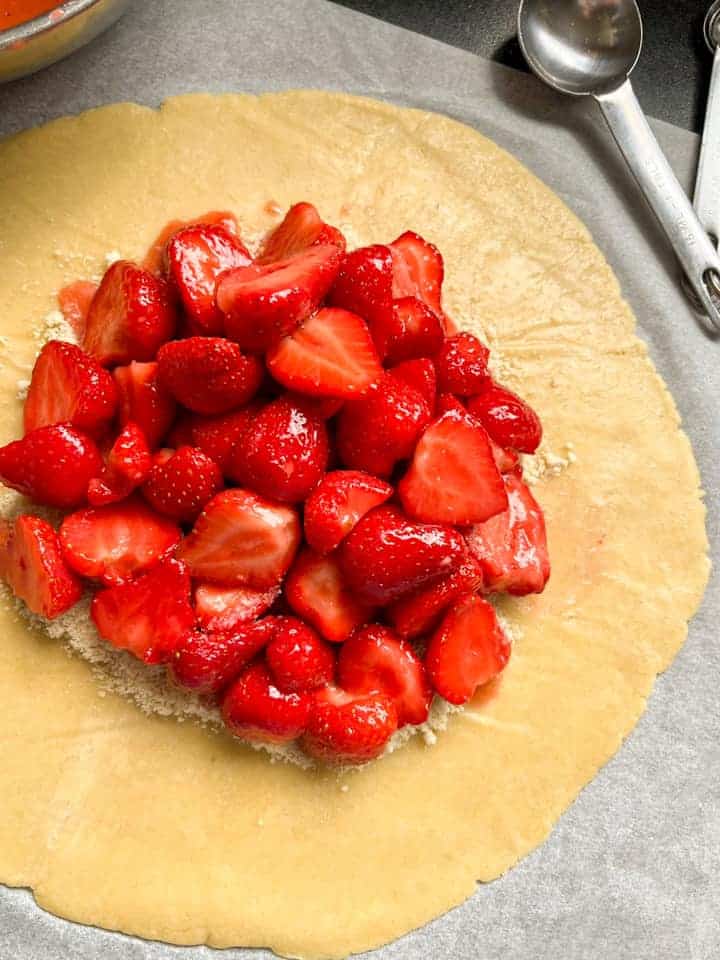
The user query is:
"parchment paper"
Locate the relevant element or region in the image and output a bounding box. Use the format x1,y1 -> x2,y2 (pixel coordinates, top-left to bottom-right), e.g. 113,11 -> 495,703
0,1 -> 717,959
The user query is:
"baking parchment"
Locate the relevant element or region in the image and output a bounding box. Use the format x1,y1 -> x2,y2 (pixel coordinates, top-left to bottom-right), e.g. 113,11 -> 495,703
0,1 -> 718,959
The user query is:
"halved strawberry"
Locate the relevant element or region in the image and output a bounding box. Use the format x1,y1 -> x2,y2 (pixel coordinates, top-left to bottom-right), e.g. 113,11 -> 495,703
387,554 -> 484,639
303,470 -> 393,554
169,619 -> 275,696
300,685 -> 398,764
113,361 -> 176,450
87,422 -> 152,506
425,595 -> 511,704
372,296 -> 444,363
467,381 -> 543,454
390,231 -> 445,322
194,582 -> 280,632
167,404 -> 259,476
217,243 -> 343,351
157,337 -> 263,415
398,409 -> 508,525
259,202 -> 346,261
265,616 -> 335,693
57,280 -> 98,339
266,307 -> 381,398
83,260 -> 176,366
435,332 -> 490,396
0,515 -> 82,619
141,445 -> 223,524
328,244 -> 393,331
222,660 -> 311,744
143,210 -> 239,274
176,488 -> 300,588
388,358 -> 437,410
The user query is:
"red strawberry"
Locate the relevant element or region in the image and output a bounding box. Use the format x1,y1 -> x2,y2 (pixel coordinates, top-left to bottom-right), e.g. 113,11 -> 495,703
166,223 -> 252,335
167,404 -> 259,475
488,437 -> 521,475
465,474 -> 550,595
300,685 -> 398,764
113,361 -> 176,449
194,582 -> 280,632
372,296 -> 444,363
83,260 -> 176,366
387,554 -> 484,639
338,625 -> 432,726
87,422 -> 152,506
59,496 -> 181,586
156,337 -> 263,415
398,409 -> 508,525
390,231 -> 445,322
176,488 -> 300,588
57,280 -> 98,339
328,244 -> 393,331
425,595 -> 511,704
285,547 -> 376,643
336,373 -> 431,477
228,395 -> 328,503
265,616 -> 335,693
388,358 -> 437,410
435,332 -> 490,395
293,395 -> 345,420
91,557 -> 195,663
0,515 -> 82,619
222,661 -> 311,744
24,340 -> 117,437
303,470 -> 393,554
169,619 -> 275,695
141,445 -> 223,524
0,424 -> 102,509
217,244 -> 343,351
435,393 -> 466,417
259,202 -> 346,261
143,210 -> 239,274
340,505 -> 467,604
266,307 -> 381,398
467,381 -> 543,454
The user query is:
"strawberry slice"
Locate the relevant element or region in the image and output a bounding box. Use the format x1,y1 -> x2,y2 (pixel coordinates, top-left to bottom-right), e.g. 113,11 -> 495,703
300,685 -> 398,764
24,340 -> 118,437
217,243 -> 343,351
222,660 -> 312,744
467,381 -> 543,454
141,445 -> 223,524
328,244 -> 394,331
166,223 -> 252,335
303,470 -> 393,554
142,210 -> 239,274
157,336 -> 263,415
167,404 -> 259,475
388,358 -> 437,411
194,582 -> 280,632
0,424 -> 103,509
91,557 -> 195,664
387,554 -> 484,639
83,260 -> 176,366
465,473 -> 550,595
266,307 -> 381,398
284,547 -> 376,643
59,496 -> 181,586
169,619 -> 275,696
87,422 -> 152,506
113,361 -> 176,450
0,515 -> 82,619
176,488 -> 300,588
435,332 -> 490,396
57,280 -> 98,339
259,202 -> 346,261
265,616 -> 336,693
338,625 -> 432,726
398,409 -> 508,525
425,595 -> 511,704
372,296 -> 444,363
389,231 -> 445,323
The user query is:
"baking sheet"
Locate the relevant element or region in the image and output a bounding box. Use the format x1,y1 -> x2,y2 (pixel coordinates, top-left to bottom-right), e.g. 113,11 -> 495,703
0,1 -> 718,958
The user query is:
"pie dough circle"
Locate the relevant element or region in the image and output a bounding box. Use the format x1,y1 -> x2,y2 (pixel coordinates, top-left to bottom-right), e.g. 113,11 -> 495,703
0,92 -> 709,959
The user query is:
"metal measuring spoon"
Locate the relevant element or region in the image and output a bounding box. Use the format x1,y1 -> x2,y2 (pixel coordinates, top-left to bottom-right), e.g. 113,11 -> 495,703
693,0 -> 720,243
517,0 -> 720,331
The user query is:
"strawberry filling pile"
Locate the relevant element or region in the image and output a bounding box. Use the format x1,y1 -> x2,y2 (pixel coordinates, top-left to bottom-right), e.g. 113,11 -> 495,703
0,202 -> 550,765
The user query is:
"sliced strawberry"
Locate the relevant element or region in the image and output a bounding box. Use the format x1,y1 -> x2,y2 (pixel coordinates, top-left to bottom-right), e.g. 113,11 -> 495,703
59,496 -> 181,586
435,332 -> 490,395
142,210 -> 239,274
0,424 -> 102,509
83,260 -> 176,366
300,685 -> 398,764
217,243 -> 343,351
284,547 -> 376,643
265,616 -> 335,693
398,409 -> 508,525
169,619 -> 275,696
157,336 -> 263,415
328,244 -> 393,331
388,358 -> 437,410
467,381 -> 543,454
24,340 -> 118,436
57,280 -> 98,339
176,488 -> 300,588
259,202 -> 346,261
425,595 -> 511,704
194,582 -> 280,632
87,422 -> 152,506
488,436 -> 521,475
389,231 -> 445,322
113,361 -> 176,450
387,554 -> 484,639
465,473 -> 550,595
435,393 -> 467,417
337,625 -> 432,726
339,505 -> 467,604
372,296 -> 444,363
0,515 -> 82,619
222,660 -> 311,744
141,445 -> 223,524
303,470 -> 393,554
266,307 -> 381,398
167,404 -> 259,475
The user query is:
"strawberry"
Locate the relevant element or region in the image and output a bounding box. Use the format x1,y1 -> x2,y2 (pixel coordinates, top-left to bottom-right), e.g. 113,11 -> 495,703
222,660 -> 311,744
113,361 -> 176,450
259,202 -> 346,261
266,307 -> 381,398
467,381 -> 543,454
424,595 -> 511,704
488,436 -> 521,475
372,296 -> 444,363
435,393 -> 466,417
23,340 -> 118,437
434,332 -> 490,395
217,243 -> 343,351
328,244 -> 393,331
284,547 -> 376,643
228,395 -> 328,503
87,422 -> 152,506
265,616 -> 335,693
91,557 -> 195,663
143,210 -> 239,274
293,395 -> 345,420
387,554 -> 484,639
300,685 -> 398,764
336,373 -> 431,477
194,582 -> 280,632
389,231 -> 445,322
156,337 -> 263,415
167,404 -> 259,475
465,474 -> 550,595
169,619 -> 275,696
176,488 -> 300,588
337,625 -> 432,726
340,505 -> 467,604
0,515 -> 82,619
0,424 -> 103,509
59,496 -> 181,586
165,223 -> 252,335
388,358 -> 437,410
141,445 -> 223,524
83,260 -> 176,366
57,280 -> 98,339
303,470 -> 393,554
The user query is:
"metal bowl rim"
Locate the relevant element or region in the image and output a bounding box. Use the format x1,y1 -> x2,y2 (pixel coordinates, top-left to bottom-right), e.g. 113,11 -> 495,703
0,0 -> 108,50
